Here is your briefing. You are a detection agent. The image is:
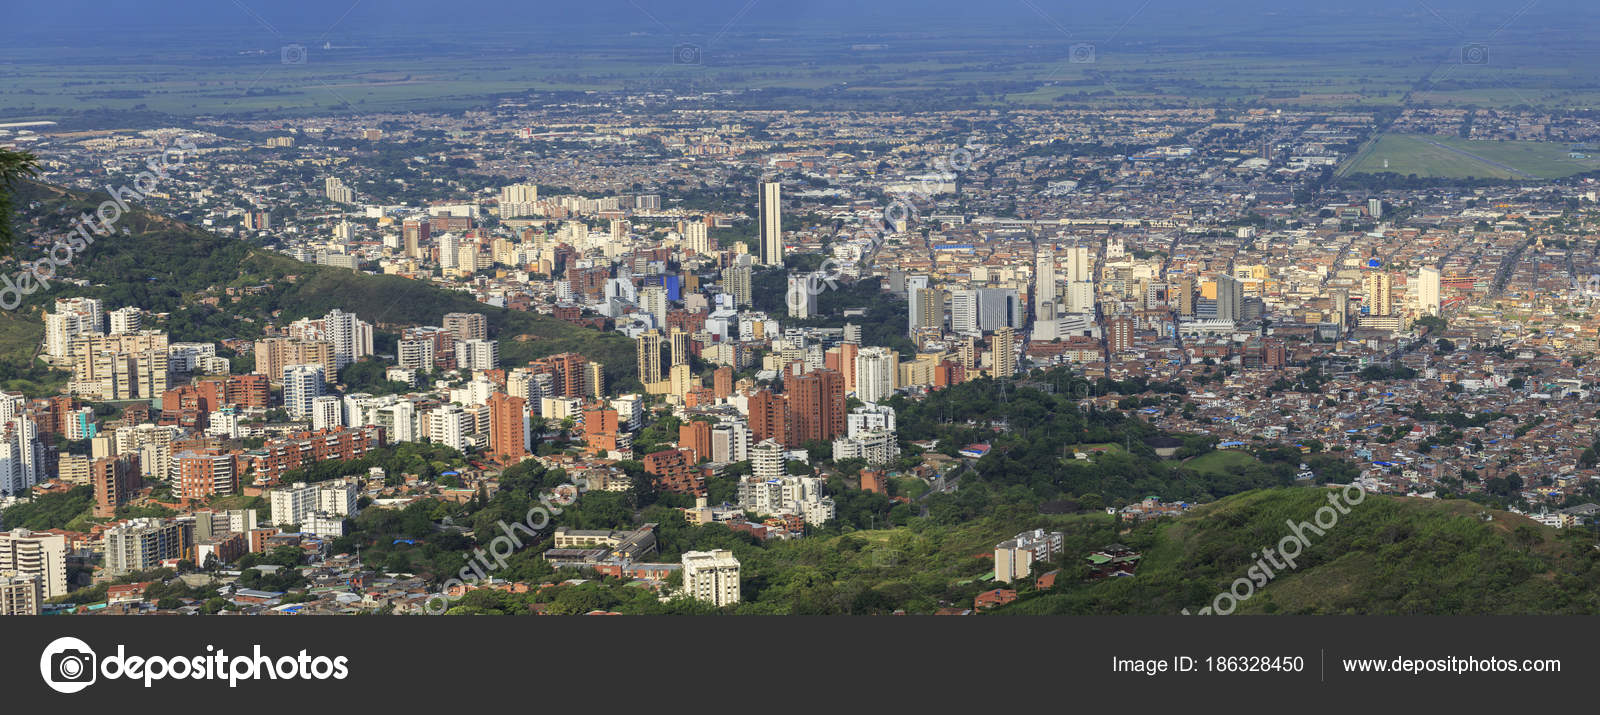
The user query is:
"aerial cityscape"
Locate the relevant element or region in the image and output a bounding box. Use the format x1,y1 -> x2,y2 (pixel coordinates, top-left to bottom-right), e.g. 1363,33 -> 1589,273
4,0 -> 1600,622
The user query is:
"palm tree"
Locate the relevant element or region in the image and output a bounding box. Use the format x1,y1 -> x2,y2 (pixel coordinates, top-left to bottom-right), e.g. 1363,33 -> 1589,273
0,148 -> 40,254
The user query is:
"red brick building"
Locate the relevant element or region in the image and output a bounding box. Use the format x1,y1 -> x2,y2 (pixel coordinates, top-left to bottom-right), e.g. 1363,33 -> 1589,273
250,426 -> 385,484
642,448 -> 705,496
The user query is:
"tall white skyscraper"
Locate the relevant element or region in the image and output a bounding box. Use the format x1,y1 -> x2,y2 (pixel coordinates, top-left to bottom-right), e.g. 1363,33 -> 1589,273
951,289 -> 981,334
758,181 -> 783,266
311,395 -> 344,431
323,309 -> 373,371
854,347 -> 898,403
685,222 -> 711,254
1065,281 -> 1095,314
1034,247 -> 1056,316
786,272 -> 820,319
283,364 -> 325,420
1065,245 -> 1092,283
640,286 -> 670,328
1417,266 -> 1441,316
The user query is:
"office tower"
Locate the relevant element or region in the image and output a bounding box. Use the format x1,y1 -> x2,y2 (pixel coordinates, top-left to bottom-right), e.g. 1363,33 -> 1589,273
455,339 -> 499,371
1066,245 -> 1092,283
640,286 -> 669,328
976,288 -> 1021,331
721,259 -> 753,307
1216,274 -> 1244,323
855,347 -> 898,403
91,453 -> 143,518
787,272 -> 820,319
1368,198 -> 1383,219
0,529 -> 67,599
788,369 -> 846,445
682,549 -> 741,606
1418,266 -> 1441,316
283,364 -> 325,419
488,393 -> 530,461
1034,246 -> 1057,315
311,395 -> 343,431
636,330 -> 664,385
685,222 -> 711,254
843,323 -> 862,344
908,286 -> 944,335
1065,281 -> 1095,314
669,328 -> 689,367
991,327 -> 1017,378
950,289 -> 980,334
713,366 -> 734,399
402,216 -> 431,258
1175,277 -> 1196,316
758,181 -> 783,266
1363,272 -> 1393,317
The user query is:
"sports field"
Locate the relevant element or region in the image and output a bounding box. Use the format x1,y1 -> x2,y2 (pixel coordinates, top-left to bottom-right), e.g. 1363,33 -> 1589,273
1340,133 -> 1600,180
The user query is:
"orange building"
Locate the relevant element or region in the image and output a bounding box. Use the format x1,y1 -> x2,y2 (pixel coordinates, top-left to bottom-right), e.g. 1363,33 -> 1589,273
488,393 -> 530,462
642,448 -> 706,496
678,420 -> 711,463
91,454 -> 143,518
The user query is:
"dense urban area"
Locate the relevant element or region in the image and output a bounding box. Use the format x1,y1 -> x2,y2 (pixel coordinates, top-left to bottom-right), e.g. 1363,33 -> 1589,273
6,24 -> 1600,616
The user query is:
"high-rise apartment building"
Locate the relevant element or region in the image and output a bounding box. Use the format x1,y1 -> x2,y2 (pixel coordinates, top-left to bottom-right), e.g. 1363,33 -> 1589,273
682,549 -> 741,606
757,181 -> 783,266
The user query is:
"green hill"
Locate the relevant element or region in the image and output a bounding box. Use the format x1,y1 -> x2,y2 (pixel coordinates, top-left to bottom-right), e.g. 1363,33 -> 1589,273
998,488 -> 1600,615
1,181 -> 639,392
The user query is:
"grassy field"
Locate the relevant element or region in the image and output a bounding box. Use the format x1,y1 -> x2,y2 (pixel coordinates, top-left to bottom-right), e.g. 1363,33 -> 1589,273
1341,133 -> 1600,179
1182,449 -> 1262,477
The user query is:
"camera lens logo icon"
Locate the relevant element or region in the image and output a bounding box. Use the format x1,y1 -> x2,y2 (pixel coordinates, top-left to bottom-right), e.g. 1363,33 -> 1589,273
674,43 -> 702,65
281,44 -> 307,65
1461,43 -> 1488,65
1069,43 -> 1096,64
40,637 -> 97,693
